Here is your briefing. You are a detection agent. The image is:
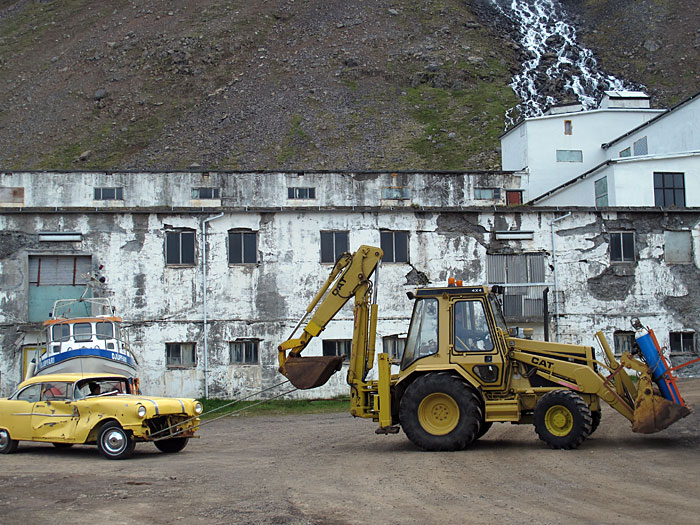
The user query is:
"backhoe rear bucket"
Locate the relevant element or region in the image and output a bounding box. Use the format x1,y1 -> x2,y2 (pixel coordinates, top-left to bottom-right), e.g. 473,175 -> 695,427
632,377 -> 692,434
279,355 -> 344,390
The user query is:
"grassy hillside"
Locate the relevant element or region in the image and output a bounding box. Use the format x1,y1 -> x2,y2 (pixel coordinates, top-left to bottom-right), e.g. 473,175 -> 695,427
0,0 -> 696,171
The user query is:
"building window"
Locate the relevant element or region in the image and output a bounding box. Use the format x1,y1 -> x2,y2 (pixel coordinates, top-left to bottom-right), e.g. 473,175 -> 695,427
166,229 -> 196,266
633,136 -> 648,156
610,232 -> 635,262
505,190 -> 522,205
380,230 -> 409,263
229,340 -> 259,364
228,231 -> 257,264
166,343 -> 196,368
383,335 -> 406,361
475,188 -> 501,200
619,147 -> 631,158
594,177 -> 608,207
670,332 -> 695,355
487,254 -> 546,319
192,187 -> 220,199
382,187 -> 411,200
613,331 -> 635,356
654,172 -> 685,208
322,339 -> 351,360
320,231 -> 349,263
288,187 -> 316,199
564,120 -> 572,135
94,187 -> 124,200
556,150 -> 583,162
664,231 -> 692,264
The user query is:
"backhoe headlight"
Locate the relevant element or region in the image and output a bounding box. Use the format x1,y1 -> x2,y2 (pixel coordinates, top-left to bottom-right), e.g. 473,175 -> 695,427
194,402 -> 203,415
137,405 -> 147,418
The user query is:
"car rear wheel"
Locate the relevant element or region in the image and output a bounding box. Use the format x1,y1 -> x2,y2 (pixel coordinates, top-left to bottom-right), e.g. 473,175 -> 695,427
0,428 -> 19,454
154,437 -> 189,453
97,422 -> 135,460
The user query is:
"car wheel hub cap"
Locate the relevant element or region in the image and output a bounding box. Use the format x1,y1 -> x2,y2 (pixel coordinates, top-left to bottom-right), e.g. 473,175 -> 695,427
104,430 -> 125,453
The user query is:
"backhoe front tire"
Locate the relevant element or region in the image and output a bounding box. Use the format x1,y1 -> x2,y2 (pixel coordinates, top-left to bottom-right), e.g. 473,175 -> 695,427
399,373 -> 482,451
534,390 -> 592,450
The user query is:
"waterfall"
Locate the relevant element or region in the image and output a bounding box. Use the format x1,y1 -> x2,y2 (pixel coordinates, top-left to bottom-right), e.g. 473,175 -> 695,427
488,0 -> 634,126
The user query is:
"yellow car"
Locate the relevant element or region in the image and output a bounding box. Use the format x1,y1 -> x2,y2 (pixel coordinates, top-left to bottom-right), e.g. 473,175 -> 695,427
0,373 -> 202,460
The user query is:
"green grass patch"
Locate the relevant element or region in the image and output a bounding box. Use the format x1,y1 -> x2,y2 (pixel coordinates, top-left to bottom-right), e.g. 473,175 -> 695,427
198,396 -> 350,419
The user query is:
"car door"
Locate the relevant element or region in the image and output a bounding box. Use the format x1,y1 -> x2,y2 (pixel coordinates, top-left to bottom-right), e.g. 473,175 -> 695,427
31,382 -> 79,442
0,384 -> 42,440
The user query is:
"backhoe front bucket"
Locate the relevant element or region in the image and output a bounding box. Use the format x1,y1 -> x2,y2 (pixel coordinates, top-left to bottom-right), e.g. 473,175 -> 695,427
279,355 -> 344,390
632,376 -> 692,434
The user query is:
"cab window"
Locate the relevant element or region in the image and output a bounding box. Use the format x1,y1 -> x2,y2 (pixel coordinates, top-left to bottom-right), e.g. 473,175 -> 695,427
52,324 -> 70,342
401,298 -> 439,369
453,300 -> 493,352
74,322 -> 93,342
96,321 -> 114,340
15,384 -> 42,402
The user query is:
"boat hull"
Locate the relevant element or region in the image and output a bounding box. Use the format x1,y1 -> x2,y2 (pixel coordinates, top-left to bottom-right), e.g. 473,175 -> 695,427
35,348 -> 137,377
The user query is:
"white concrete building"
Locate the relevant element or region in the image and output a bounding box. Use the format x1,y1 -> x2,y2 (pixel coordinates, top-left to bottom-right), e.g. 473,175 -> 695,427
501,91 -> 664,200
2,170 -> 700,399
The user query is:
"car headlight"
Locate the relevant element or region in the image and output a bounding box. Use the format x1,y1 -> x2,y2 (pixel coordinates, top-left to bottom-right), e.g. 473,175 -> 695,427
137,405 -> 147,418
194,402 -> 203,415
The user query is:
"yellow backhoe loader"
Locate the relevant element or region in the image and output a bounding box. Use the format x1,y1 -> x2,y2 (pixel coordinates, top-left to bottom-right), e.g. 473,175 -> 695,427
278,245 -> 692,450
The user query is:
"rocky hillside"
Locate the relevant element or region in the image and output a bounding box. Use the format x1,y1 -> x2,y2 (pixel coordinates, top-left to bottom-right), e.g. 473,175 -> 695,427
0,0 -> 697,172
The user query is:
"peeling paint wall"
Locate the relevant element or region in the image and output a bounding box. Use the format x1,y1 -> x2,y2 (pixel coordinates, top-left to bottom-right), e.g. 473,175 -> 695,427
1,171 -> 699,397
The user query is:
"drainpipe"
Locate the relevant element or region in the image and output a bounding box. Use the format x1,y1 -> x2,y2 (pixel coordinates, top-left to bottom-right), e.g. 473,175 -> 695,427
202,212 -> 225,398
551,212 -> 571,342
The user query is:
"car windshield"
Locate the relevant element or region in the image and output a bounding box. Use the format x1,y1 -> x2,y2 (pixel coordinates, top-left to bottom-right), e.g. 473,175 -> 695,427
74,378 -> 130,399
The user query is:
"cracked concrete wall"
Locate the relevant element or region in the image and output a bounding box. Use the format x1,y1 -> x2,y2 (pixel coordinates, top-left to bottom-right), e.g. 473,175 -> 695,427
1,204 -> 699,397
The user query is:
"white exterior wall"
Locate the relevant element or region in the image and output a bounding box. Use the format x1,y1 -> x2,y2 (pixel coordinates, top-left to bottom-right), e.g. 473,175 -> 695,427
501,109 -> 664,201
2,171 -> 700,398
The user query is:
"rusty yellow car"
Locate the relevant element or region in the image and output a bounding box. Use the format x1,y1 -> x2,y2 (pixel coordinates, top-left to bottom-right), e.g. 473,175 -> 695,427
0,373 -> 201,459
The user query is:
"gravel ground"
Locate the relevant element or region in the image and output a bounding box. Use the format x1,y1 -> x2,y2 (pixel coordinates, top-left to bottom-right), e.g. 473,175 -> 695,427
1,379 -> 699,524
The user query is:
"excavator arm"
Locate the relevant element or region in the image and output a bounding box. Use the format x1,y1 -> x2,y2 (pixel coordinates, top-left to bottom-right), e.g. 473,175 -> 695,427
278,245 -> 383,389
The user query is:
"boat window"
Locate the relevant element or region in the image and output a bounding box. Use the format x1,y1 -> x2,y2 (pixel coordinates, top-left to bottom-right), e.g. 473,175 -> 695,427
52,324 -> 70,342
14,384 -> 42,402
96,321 -> 114,340
74,322 -> 93,342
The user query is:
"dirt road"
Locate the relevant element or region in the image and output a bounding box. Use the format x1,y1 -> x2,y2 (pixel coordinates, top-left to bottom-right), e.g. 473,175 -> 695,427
2,380 -> 699,525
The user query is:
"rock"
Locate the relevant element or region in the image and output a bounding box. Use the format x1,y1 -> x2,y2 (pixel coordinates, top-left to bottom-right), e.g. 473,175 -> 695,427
388,9 -> 399,16
78,150 -> 92,161
93,88 -> 109,100
644,40 -> 661,52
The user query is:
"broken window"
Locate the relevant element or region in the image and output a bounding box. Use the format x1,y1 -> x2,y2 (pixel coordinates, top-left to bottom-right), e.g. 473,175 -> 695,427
664,231 -> 692,264
228,231 -> 257,264
595,177 -> 608,207
670,332 -> 695,355
556,150 -> 583,162
166,343 -> 196,368
487,254 -> 546,319
382,187 -> 411,200
94,187 -> 124,200
613,331 -> 635,356
633,136 -> 648,156
380,230 -> 409,263
564,120 -> 572,135
166,229 -> 196,266
382,335 -> 406,361
475,188 -> 501,200
322,339 -> 351,360
229,340 -> 259,364
320,231 -> 349,263
288,187 -> 316,199
654,172 -> 685,208
610,232 -> 635,262
192,187 -> 220,199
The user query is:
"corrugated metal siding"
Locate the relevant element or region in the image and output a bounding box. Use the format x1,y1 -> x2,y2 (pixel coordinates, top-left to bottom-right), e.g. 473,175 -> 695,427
487,254 -> 546,319
29,256 -> 91,286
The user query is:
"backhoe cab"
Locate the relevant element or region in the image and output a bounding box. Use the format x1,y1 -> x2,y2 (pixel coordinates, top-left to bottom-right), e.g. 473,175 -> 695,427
278,245 -> 692,451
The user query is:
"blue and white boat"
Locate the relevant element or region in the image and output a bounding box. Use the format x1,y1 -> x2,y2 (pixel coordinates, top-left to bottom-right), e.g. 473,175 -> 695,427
27,298 -> 138,378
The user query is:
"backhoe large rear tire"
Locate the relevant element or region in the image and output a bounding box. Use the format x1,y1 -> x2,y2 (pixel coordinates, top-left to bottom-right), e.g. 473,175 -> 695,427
399,373 -> 482,451
534,390 -> 592,450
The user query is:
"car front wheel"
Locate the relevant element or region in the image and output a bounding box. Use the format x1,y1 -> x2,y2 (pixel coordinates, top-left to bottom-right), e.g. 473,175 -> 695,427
0,428 -> 19,454
154,437 -> 189,453
97,422 -> 135,460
